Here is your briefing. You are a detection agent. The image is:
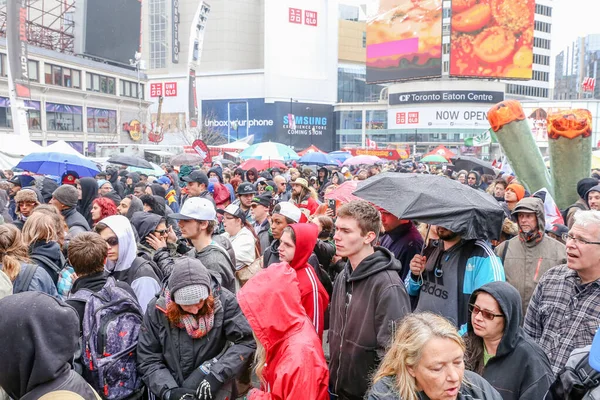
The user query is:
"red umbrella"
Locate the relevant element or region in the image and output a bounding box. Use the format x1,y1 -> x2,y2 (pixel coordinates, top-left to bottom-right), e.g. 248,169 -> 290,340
298,145 -> 325,156
324,180 -> 360,204
239,159 -> 286,171
424,145 -> 456,160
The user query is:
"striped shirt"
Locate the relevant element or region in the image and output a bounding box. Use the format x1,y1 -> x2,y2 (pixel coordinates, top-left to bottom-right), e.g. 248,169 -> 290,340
524,264 -> 600,375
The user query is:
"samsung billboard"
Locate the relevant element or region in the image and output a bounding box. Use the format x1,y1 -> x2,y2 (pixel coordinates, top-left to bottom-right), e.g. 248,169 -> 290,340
201,98 -> 334,151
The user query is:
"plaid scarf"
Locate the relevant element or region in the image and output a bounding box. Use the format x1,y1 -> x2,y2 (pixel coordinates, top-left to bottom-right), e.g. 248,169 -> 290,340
165,289 -> 215,339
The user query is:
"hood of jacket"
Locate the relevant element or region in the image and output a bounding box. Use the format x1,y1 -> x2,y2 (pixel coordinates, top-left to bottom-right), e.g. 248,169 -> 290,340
208,167 -> 224,183
149,183 -> 166,198
130,211 -> 162,246
126,172 -> 140,186
0,291 -> 79,399
237,263 -> 306,351
468,170 -> 482,188
107,168 -> 120,184
331,171 -> 345,185
102,190 -> 122,208
289,223 -> 318,271
126,195 -> 144,219
347,246 -> 402,281
585,184 -> 600,207
31,240 -> 63,268
467,281 -> 522,357
246,167 -> 258,182
102,215 -> 137,272
317,167 -> 330,183
512,197 -> 545,241
77,177 -> 98,226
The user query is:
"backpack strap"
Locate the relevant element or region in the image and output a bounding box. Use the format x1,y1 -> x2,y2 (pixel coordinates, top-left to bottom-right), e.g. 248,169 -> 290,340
14,264 -> 37,294
500,241 -> 510,265
30,254 -> 63,275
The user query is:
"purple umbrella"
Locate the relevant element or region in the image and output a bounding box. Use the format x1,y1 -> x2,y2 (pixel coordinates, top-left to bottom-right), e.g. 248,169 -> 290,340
342,155 -> 383,166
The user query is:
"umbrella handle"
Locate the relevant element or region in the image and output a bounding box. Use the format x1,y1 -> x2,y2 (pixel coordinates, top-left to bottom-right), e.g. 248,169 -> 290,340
416,224 -> 432,287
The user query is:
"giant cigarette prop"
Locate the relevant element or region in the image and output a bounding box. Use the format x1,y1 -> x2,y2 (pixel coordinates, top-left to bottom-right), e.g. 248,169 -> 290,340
547,109 -> 592,209
487,100 -> 552,194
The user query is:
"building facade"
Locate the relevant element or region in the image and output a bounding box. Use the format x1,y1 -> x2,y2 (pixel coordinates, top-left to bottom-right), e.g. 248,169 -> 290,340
555,34 -> 600,100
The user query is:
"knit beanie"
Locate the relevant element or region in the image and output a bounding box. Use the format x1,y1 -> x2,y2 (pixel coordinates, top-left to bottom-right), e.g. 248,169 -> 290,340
577,178 -> 599,199
52,185 -> 79,208
169,257 -> 211,306
506,183 -> 526,201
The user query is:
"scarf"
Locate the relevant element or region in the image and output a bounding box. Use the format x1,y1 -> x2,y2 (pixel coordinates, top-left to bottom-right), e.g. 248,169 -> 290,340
165,289 -> 215,339
519,229 -> 543,245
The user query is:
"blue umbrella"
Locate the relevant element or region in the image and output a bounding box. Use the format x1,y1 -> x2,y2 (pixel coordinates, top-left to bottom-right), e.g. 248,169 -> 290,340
329,151 -> 353,162
238,142 -> 299,161
299,152 -> 340,166
16,151 -> 100,177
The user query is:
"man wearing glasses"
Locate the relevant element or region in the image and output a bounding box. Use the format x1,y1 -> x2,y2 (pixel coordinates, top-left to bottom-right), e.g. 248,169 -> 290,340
494,197 -> 566,317
525,210 -> 600,375
273,175 -> 291,202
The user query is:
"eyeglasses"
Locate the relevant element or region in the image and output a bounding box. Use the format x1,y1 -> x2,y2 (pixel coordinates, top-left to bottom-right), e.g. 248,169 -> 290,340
468,303 -> 504,320
562,233 -> 600,246
105,236 -> 119,247
154,229 -> 168,236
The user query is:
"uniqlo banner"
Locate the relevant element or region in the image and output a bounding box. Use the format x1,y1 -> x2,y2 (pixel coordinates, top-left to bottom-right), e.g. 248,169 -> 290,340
6,0 -> 31,98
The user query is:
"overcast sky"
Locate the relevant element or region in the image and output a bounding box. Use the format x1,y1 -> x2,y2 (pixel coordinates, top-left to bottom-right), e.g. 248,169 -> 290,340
551,0 -> 600,55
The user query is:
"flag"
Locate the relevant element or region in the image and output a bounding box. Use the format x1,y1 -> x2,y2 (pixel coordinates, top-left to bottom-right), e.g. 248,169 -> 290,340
464,129 -> 492,147
583,77 -> 596,92
288,114 -> 296,130
366,138 -> 378,149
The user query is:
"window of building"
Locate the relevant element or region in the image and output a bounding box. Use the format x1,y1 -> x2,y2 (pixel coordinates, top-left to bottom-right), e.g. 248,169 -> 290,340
337,64 -> 385,103
0,55 -> 39,82
120,80 -> 144,99
46,103 -> 83,131
0,54 -> 5,77
534,20 -> 552,34
44,64 -> 81,88
0,98 -> 12,128
86,72 -> 116,95
535,4 -> 552,16
87,108 -> 117,133
149,0 -> 167,69
362,32 -> 367,48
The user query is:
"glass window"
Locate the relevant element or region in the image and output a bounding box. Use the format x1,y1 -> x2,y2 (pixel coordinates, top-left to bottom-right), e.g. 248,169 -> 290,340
149,0 -> 167,68
45,64 -> 52,84
46,103 -> 83,132
63,68 -> 72,87
87,108 -> 117,133
25,100 -> 41,130
0,98 -> 12,128
72,70 -> 81,88
0,54 -> 6,77
337,64 -> 385,103
362,32 -> 366,48
28,60 -> 38,82
52,65 -> 62,86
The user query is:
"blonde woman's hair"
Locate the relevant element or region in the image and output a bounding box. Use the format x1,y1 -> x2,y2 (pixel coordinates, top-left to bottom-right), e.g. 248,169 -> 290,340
372,312 -> 466,400
22,212 -> 58,245
32,205 -> 68,248
0,224 -> 30,281
253,332 -> 267,385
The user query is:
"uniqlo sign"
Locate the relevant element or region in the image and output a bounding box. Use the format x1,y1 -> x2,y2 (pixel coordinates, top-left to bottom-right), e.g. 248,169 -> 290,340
408,112 -> 419,124
164,82 -> 178,97
304,10 -> 317,26
289,8 -> 302,24
396,112 -> 406,125
150,83 -> 163,97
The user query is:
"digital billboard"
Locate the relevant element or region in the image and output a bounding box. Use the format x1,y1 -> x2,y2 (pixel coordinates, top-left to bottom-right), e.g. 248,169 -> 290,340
449,0 -> 535,79
201,98 -> 335,151
366,0 -> 443,83
84,0 -> 142,65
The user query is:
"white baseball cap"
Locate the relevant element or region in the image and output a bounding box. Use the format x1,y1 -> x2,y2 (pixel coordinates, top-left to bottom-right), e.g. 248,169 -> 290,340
171,197 -> 216,221
273,201 -> 305,223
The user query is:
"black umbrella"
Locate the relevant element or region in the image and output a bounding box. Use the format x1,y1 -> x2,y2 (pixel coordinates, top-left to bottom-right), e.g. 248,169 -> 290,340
107,154 -> 152,169
353,172 -> 504,240
450,156 -> 495,175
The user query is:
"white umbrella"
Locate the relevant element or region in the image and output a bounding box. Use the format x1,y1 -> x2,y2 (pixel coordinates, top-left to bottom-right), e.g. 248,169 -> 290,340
238,142 -> 299,161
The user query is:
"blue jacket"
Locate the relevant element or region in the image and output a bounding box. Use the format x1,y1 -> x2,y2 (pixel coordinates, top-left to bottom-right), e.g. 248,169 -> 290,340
406,239 -> 505,335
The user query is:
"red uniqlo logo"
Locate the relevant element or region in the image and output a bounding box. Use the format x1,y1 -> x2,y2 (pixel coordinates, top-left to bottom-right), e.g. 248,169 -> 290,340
304,10 -> 317,26
150,83 -> 163,97
289,8 -> 302,24
408,112 -> 419,124
396,112 -> 406,124
164,82 -> 177,97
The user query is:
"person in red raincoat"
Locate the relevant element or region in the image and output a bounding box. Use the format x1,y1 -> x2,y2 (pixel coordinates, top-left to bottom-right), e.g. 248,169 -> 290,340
237,263 -> 329,400
277,222 -> 329,340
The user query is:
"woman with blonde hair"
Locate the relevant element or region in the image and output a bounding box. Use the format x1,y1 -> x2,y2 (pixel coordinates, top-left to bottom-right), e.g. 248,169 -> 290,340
0,224 -> 57,297
22,212 -> 66,285
31,205 -> 69,249
367,312 -> 501,400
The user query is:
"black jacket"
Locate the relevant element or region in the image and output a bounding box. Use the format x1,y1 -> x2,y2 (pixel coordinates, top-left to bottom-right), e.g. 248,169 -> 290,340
108,169 -> 126,198
77,177 -> 98,227
0,292 -> 100,399
62,207 -> 90,237
328,247 -> 411,400
466,282 -> 554,400
30,240 -> 64,284
136,276 -> 255,398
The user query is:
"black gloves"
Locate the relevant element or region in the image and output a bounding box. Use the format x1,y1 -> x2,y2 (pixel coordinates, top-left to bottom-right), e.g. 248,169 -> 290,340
182,368 -> 207,389
166,388 -> 196,400
196,373 -> 223,400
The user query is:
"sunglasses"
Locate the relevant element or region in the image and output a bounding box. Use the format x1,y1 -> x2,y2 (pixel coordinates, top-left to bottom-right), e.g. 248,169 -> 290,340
468,303 -> 504,321
154,229 -> 168,236
105,236 -> 119,247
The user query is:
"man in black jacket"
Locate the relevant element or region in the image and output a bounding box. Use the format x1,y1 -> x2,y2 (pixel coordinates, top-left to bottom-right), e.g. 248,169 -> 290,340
328,200 -> 411,400
50,185 -> 90,239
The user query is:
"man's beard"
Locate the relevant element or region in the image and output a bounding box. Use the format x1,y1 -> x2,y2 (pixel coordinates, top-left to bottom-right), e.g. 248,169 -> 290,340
437,229 -> 459,241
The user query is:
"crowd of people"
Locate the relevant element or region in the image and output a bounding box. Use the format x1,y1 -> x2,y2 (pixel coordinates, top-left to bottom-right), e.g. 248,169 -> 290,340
0,158 -> 599,400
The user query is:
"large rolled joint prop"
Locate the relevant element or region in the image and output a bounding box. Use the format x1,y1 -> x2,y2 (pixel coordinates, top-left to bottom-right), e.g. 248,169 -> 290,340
547,109 -> 592,209
487,100 -> 552,195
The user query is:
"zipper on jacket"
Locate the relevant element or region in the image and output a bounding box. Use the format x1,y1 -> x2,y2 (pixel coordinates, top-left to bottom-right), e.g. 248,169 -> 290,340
334,279 -> 353,395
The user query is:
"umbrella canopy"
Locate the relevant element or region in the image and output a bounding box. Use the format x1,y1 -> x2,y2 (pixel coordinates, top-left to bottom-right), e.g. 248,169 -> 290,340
298,145 -> 325,156
128,162 -> 165,176
353,173 -> 504,240
343,155 -> 382,166
239,159 -> 286,171
170,153 -> 205,166
299,152 -> 340,166
107,154 -> 152,169
324,180 -> 359,204
329,151 -> 353,162
16,151 -> 100,178
424,145 -> 456,160
420,154 -> 449,164
238,142 -> 299,161
450,155 -> 495,175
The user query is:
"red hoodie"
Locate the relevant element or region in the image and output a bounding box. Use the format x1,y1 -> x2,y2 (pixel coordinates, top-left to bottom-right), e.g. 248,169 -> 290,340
280,223 -> 329,340
238,264 -> 329,400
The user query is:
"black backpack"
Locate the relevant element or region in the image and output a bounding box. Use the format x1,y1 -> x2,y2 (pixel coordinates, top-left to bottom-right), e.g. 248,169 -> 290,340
30,253 -> 66,284
546,352 -> 600,400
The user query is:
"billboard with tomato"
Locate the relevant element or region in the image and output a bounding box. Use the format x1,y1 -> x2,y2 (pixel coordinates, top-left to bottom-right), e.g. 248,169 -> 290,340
449,0 -> 535,79
366,0 -> 443,83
